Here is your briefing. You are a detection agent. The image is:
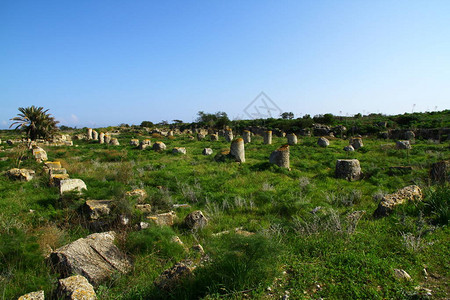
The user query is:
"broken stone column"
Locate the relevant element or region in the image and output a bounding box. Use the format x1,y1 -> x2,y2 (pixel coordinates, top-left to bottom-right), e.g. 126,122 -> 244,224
318,137 -> 330,147
153,141 -> 167,151
139,139 -> 151,150
99,132 -> 105,144
430,160 -> 450,183
110,138 -> 120,146
224,129 -> 233,142
168,131 -> 174,137
350,138 -> 364,149
197,133 -> 205,141
335,159 -> 361,181
87,128 -> 93,140
243,130 -> 251,144
286,133 -> 297,145
210,134 -> 219,141
92,130 -> 98,141
269,145 -> 290,169
263,131 -> 272,144
104,134 -> 111,144
230,138 -> 245,163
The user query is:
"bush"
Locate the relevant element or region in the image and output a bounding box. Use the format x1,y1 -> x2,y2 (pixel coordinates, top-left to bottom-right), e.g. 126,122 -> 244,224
126,227 -> 185,261
424,185 -> 449,226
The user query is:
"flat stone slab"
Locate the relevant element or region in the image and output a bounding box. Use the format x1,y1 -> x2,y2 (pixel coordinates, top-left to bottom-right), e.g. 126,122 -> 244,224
59,179 -> 87,195
84,200 -> 113,220
374,185 -> 423,217
49,231 -> 131,285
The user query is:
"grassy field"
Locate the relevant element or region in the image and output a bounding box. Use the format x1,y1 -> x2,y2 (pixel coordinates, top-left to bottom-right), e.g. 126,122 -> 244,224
0,129 -> 448,299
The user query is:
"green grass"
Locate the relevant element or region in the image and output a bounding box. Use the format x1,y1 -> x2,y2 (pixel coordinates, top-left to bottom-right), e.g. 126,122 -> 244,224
0,129 -> 448,299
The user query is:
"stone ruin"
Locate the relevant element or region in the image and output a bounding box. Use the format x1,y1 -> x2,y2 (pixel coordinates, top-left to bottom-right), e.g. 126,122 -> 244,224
210,133 -> 219,141
350,137 -> 363,149
430,160 -> 449,183
269,145 -> 290,169
373,185 -> 423,217
230,138 -> 245,163
224,129 -> 233,142
243,130 -> 251,143
139,139 -> 152,150
335,159 -> 361,181
99,132 -> 105,144
263,131 -> 272,145
153,141 -> 167,152
396,140 -> 411,149
286,133 -> 297,145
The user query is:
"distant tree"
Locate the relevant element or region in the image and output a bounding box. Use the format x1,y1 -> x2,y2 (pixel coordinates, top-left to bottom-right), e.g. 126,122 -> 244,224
196,111 -> 230,128
280,112 -> 294,119
158,120 -> 169,126
302,114 -> 311,120
313,113 -> 335,125
119,123 -> 130,127
10,105 -> 59,140
172,119 -> 183,124
140,121 -> 154,128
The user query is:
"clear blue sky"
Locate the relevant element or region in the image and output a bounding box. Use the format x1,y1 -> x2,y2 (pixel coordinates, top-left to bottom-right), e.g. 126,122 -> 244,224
1,0 -> 449,128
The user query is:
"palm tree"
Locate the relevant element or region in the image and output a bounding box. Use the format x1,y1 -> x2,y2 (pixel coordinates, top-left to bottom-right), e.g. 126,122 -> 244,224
10,106 -> 59,140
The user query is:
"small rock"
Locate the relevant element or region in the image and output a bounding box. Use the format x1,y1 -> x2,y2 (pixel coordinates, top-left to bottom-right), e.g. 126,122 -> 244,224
396,140 -> 411,149
83,200 -> 113,220
374,185 -> 423,217
317,137 -> 330,147
58,275 -> 96,299
202,148 -> 213,155
6,168 -> 35,181
184,210 -> 208,230
135,204 -> 152,214
172,147 -> 186,154
155,260 -> 196,291
18,290 -> 45,300
394,269 -> 412,281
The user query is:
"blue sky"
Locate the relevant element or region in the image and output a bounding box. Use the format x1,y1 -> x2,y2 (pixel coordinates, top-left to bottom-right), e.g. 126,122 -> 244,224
1,1 -> 449,128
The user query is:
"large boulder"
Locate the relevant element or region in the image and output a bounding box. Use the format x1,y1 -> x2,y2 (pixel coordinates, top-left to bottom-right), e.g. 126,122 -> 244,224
139,139 -> 151,150
6,168 -> 35,181
184,210 -> 208,230
430,160 -> 450,183
335,159 -> 362,181
59,179 -> 87,195
58,275 -> 96,299
373,185 -> 423,217
110,138 -> 120,146
317,137 -> 330,147
49,231 -> 131,285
